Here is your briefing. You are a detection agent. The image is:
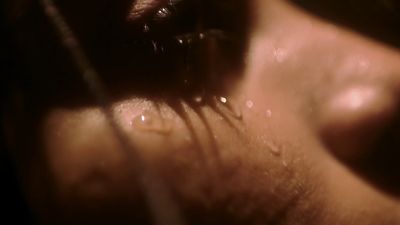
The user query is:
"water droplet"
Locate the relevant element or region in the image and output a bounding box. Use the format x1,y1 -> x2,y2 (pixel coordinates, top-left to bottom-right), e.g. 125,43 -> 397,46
193,95 -> 204,104
273,47 -> 288,63
270,146 -> 281,156
155,7 -> 171,20
199,33 -> 205,40
246,100 -> 254,109
131,111 -> 171,134
219,96 -> 227,104
265,140 -> 281,156
176,38 -> 184,45
266,110 -> 272,118
216,96 -> 242,119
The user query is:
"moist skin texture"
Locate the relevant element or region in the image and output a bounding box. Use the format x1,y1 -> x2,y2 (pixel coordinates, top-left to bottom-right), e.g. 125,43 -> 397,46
5,0 -> 400,224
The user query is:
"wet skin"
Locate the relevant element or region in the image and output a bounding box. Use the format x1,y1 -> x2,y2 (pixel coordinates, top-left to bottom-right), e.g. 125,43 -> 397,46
4,0 -> 400,224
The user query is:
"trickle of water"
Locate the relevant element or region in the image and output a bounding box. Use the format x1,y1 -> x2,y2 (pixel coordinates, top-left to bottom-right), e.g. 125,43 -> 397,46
131,111 -> 172,134
216,96 -> 242,119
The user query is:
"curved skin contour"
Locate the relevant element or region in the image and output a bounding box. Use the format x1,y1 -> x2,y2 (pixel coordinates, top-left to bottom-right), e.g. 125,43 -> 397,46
6,0 -> 400,224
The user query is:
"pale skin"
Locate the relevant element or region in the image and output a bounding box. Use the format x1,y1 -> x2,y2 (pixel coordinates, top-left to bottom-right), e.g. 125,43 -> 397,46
4,0 -> 400,224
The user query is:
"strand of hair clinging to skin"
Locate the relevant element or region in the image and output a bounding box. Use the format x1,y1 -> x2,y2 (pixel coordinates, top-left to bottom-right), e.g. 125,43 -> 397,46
38,1 -> 186,225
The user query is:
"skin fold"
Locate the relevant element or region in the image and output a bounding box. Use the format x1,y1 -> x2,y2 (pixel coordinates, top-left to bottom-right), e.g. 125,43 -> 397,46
3,0 -> 400,224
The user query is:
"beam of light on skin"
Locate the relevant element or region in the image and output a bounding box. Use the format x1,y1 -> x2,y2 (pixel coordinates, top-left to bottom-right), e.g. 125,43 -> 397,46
38,1 -> 186,225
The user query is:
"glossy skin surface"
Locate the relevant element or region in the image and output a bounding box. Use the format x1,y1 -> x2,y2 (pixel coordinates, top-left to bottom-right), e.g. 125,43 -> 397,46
3,0 -> 400,224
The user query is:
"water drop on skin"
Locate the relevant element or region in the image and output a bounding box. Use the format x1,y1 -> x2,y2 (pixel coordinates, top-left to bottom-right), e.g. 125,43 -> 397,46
266,110 -> 272,118
270,145 -> 281,156
131,111 -> 171,134
265,140 -> 281,156
199,33 -> 205,40
246,100 -> 254,109
176,37 -> 185,46
193,95 -> 204,104
216,96 -> 242,119
219,97 -> 227,104
155,7 -> 171,20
